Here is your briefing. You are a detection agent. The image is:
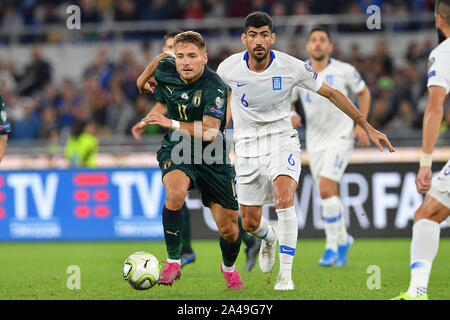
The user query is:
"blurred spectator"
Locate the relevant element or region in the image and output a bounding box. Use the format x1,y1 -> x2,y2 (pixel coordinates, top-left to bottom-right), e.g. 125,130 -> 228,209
80,0 -> 101,23
368,97 -> 391,130
106,87 -> 135,135
55,79 -> 84,130
82,75 -> 109,129
126,95 -> 162,135
64,120 -> 99,167
184,0 -> 205,20
114,0 -> 140,21
9,97 -> 40,140
83,47 -> 114,89
388,100 -> 418,130
39,107 -> 58,139
16,45 -> 51,96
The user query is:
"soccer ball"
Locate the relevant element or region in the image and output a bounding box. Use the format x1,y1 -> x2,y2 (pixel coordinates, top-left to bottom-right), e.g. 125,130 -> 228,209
123,251 -> 161,290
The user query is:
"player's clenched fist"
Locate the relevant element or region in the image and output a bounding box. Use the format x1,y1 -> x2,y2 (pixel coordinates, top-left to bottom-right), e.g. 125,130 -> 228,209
415,166 -> 432,194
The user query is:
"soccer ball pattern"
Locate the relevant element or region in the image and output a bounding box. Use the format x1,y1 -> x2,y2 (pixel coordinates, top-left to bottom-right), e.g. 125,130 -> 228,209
123,251 -> 161,290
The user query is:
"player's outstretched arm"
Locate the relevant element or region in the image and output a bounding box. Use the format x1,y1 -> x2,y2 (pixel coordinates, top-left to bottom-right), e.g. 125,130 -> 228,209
137,51 -> 175,94
416,85 -> 447,194
317,82 -> 395,153
225,92 -> 233,128
142,111 -> 221,142
353,85 -> 371,147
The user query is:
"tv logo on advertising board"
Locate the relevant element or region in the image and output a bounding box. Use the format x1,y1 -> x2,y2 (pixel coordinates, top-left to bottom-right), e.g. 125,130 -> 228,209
0,169 -> 166,241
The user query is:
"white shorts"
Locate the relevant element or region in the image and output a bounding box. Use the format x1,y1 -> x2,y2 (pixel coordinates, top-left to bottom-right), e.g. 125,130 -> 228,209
308,144 -> 353,186
428,159 -> 450,209
235,131 -> 301,206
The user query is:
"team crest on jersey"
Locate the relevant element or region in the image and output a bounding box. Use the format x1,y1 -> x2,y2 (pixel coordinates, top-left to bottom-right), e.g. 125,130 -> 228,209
163,159 -> 172,170
215,96 -> 224,109
193,90 -> 202,107
272,76 -> 282,90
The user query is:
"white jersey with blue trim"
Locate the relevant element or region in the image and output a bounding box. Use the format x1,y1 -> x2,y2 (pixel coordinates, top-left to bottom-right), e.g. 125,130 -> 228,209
217,49 -> 323,157
427,37 -> 450,95
292,58 -> 366,152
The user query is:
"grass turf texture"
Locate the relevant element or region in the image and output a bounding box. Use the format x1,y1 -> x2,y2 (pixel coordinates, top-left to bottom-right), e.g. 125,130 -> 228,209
0,238 -> 449,300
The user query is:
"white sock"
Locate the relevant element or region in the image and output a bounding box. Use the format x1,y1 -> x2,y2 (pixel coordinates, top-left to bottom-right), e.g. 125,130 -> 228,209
322,196 -> 344,252
276,206 -> 298,275
406,219 -> 440,297
221,261 -> 236,273
167,258 -> 181,266
249,216 -> 276,244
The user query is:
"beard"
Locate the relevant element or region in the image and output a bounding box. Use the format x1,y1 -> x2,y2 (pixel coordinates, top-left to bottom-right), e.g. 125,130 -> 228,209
251,46 -> 269,63
437,27 -> 446,44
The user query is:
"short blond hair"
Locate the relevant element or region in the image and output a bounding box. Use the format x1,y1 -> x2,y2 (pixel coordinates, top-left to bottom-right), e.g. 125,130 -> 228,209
173,31 -> 206,51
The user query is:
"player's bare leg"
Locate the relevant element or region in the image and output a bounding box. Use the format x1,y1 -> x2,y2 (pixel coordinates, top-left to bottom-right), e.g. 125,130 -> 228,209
272,175 -> 298,290
241,204 -> 277,274
158,170 -> 190,286
210,202 -> 245,290
318,177 -> 353,267
394,195 -> 450,299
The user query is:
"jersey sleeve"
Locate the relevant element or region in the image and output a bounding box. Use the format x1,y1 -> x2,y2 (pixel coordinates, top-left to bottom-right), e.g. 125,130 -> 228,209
216,61 -> 231,91
291,86 -> 302,102
153,83 -> 166,103
345,64 -> 366,95
294,60 -> 324,93
427,53 -> 450,94
202,82 -> 227,120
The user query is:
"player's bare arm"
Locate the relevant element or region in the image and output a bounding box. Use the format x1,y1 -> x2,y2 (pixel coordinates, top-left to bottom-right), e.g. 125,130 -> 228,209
142,109 -> 221,142
416,85 -> 447,194
0,134 -> 7,161
353,85 -> 371,147
137,52 -> 175,94
131,102 -> 168,140
225,91 -> 233,128
317,82 -> 395,153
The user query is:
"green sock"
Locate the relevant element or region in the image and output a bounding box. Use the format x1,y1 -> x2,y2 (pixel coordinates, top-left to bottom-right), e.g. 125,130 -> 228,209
162,205 -> 184,260
181,203 -> 192,252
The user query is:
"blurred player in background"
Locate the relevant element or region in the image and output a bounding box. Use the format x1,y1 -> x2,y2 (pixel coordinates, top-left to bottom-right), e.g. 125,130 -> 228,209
218,12 -> 394,290
292,26 -> 371,267
132,31 -> 245,289
393,0 -> 450,300
64,120 -> 99,167
0,92 -> 11,162
137,30 -> 261,272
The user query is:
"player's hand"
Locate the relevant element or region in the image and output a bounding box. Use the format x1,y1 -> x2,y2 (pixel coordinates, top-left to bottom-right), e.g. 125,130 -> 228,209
137,77 -> 157,94
353,125 -> 370,147
131,121 -> 147,140
367,126 -> 395,152
144,111 -> 172,129
416,166 -> 432,194
291,114 -> 302,128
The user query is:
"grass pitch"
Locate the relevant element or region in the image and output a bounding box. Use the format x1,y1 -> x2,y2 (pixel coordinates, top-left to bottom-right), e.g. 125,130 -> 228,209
0,238 -> 449,300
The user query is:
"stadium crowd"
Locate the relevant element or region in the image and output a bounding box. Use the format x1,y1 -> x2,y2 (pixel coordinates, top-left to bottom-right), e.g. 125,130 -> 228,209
1,36 -> 448,142
0,0 -> 439,28
0,0 -> 448,143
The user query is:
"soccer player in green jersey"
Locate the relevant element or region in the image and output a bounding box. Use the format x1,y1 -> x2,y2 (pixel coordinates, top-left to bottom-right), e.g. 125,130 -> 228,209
132,31 -> 245,289
0,93 -> 11,162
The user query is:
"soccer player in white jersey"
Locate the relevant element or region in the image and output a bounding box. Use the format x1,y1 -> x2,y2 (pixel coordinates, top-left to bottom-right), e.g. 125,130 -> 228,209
393,0 -> 450,300
217,12 -> 395,290
291,26 -> 372,267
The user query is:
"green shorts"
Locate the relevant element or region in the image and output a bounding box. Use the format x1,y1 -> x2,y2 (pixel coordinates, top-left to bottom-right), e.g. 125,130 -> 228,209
157,146 -> 239,210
